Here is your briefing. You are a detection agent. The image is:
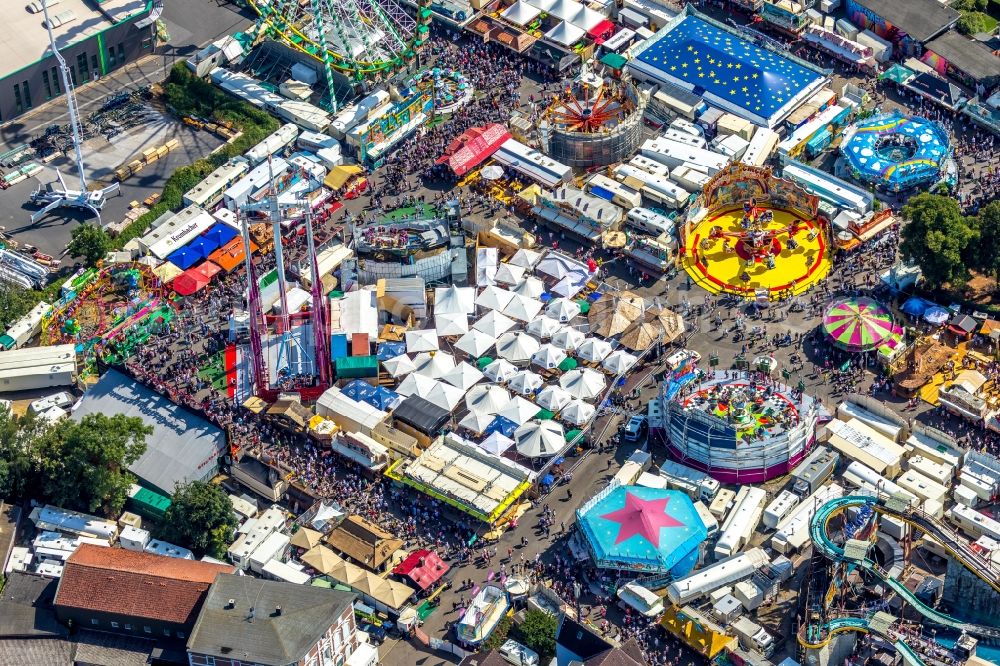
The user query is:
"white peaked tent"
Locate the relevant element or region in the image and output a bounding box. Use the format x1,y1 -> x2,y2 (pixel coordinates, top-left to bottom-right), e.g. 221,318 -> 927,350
483,358 -> 519,383
562,399 -> 596,426
476,247 -> 498,287
536,385 -> 572,412
527,316 -> 564,340
413,351 -> 456,379
567,4 -> 605,30
473,310 -> 517,338
460,410 -> 496,433
476,286 -> 516,312
513,276 -> 546,300
496,331 -> 541,363
405,329 -> 439,352
479,431 -> 515,456
602,349 -> 638,375
442,361 -> 485,391
551,275 -> 586,299
495,263 -> 526,286
509,248 -> 542,269
425,381 -> 466,411
435,312 -> 470,337
545,0 -> 582,21
537,252 -> 588,281
508,370 -> 544,396
455,329 -> 496,357
434,285 -> 475,316
551,327 -> 586,351
383,354 -> 417,377
546,298 -> 582,323
576,337 -> 613,363
498,395 -> 542,425
560,368 -> 606,400
531,343 -> 567,370
397,372 -> 438,397
502,293 -> 543,322
465,384 -> 512,415
515,419 -> 565,458
501,0 -> 541,25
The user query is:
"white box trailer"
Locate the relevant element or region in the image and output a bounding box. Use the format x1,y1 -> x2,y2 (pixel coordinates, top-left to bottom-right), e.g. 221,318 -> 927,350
771,483 -> 844,555
762,490 -> 800,530
629,154 -> 671,178
857,29 -> 892,63
731,616 -> 775,656
949,504 -> 1000,542
661,129 -> 707,149
641,138 -> 730,175
960,468 -> 996,503
659,459 -> 721,502
694,501 -> 719,538
587,173 -> 643,209
0,301 -> 52,350
612,164 -> 689,209
249,531 -> 290,575
709,488 -> 737,521
954,484 -> 980,508
261,558 -> 311,584
0,344 -> 77,392
669,166 -> 711,193
895,469 -> 949,504
905,455 -> 954,486
715,486 -> 767,559
666,548 -> 770,605
740,127 -> 780,167
669,117 -> 704,138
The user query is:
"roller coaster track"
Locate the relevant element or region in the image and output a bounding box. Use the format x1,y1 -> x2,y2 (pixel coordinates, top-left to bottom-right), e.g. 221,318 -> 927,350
798,616 -> 926,665
810,495 -> 1000,640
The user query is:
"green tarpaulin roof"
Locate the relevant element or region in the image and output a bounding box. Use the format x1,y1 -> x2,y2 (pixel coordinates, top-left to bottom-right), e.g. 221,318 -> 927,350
600,52 -> 628,70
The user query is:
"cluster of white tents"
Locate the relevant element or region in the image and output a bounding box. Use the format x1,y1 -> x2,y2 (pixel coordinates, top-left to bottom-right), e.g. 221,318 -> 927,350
500,0 -> 608,46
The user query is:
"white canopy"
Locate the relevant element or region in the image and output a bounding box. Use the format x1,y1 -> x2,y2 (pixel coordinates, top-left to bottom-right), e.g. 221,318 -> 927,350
413,351 -> 457,379
501,0 -> 541,26
425,380 -> 466,411
562,399 -> 596,426
476,247 -> 498,287
508,370 -> 544,396
476,286 -> 516,312
405,329 -> 439,353
537,253 -> 589,281
502,293 -> 544,322
435,312 -> 470,337
465,384 -> 513,415
460,410 -> 496,433
602,349 -> 638,375
546,297 -> 582,323
551,327 -> 586,351
479,431 -> 515,456
382,353 -> 416,377
576,337 -> 613,362
551,275 -> 585,299
512,276 -> 547,300
495,263 -> 526,286
536,385 -> 572,412
514,419 -> 565,458
434,285 -> 476,316
566,4 -> 605,30
473,310 -> 517,338
509,248 -> 542,269
559,368 -> 606,400
545,0 -> 583,21
527,317 -> 564,340
483,358 -> 519,383
442,361 -> 485,391
455,329 -> 497,357
496,331 -> 542,363
397,372 -> 437,397
531,343 -> 567,370
498,395 -> 542,425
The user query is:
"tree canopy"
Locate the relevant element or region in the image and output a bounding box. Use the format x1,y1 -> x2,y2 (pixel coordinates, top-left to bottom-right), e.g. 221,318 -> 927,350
0,406 -> 50,500
160,481 -> 239,559
899,193 -> 978,288
513,609 -> 558,664
0,283 -> 40,333
67,223 -> 112,266
36,414 -> 150,516
972,201 -> 1000,280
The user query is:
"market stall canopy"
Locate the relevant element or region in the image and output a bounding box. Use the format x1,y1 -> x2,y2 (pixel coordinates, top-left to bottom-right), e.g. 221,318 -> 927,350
479,431 -> 515,456
289,527 -> 323,550
527,316 -> 564,340
923,306 -> 950,325
435,312 -> 470,337
495,263 -> 526,286
173,267 -> 212,296
324,165 -> 364,190
473,310 -> 518,338
576,337 -> 613,362
382,353 -> 417,377
512,276 -> 547,300
536,252 -> 589,282
455,329 -> 497,357
483,358 -> 519,383
648,307 -> 685,343
590,292 -> 644,338
531,343 -> 567,370
302,545 -> 344,574
562,399 -> 595,426
413,351 -> 457,379
460,410 -> 496,433
551,275 -> 585,299
501,0 -> 541,26
435,123 -> 512,177
510,248 -> 543,269
480,165 -> 505,180
559,368 -> 606,400
406,329 -> 440,352
603,349 -> 638,375
499,395 -> 543,425
502,293 -> 544,322
477,285 -> 516,312
465,384 -> 513,415
546,298 -> 581,323
441,361 -> 485,391
515,419 -> 565,458
392,549 -> 450,592
551,327 -> 586,351
496,331 -> 542,363
435,285 -> 476,316
537,385 -> 572,412
509,370 -> 544,396
620,321 -> 661,352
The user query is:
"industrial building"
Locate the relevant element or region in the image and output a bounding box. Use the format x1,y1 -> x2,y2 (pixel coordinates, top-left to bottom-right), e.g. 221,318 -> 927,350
0,0 -> 157,122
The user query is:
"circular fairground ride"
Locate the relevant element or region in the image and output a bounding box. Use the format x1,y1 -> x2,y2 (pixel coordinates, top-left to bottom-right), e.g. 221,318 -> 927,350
249,0 -> 432,87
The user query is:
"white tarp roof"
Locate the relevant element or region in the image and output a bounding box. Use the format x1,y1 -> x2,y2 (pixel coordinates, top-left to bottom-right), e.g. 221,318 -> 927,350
476,286 -> 516,312
567,5 -> 605,30
406,329 -> 440,352
501,293 -> 543,322
442,361 -> 485,391
474,310 -> 517,337
495,263 -> 526,286
435,312 -> 470,337
476,247 -> 498,287
413,351 -> 457,379
551,327 -> 586,351
537,385 -> 572,412
536,252 -> 589,282
545,20 -> 586,46
527,317 -> 564,339
514,419 -> 565,457
455,329 -> 497,357
496,331 -> 541,363
510,249 -> 542,269
502,0 -> 542,25
435,285 -> 476,316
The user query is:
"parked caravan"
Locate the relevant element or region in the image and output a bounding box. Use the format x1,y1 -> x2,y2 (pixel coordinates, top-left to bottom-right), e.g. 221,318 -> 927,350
895,470 -> 948,504
762,491 -> 800,530
626,207 -> 676,236
666,548 -> 770,605
641,138 -> 730,175
617,581 -> 666,617
694,501 -> 719,538
905,455 -> 954,486
587,173 -> 642,209
709,488 -> 736,521
771,483 -> 844,554
669,166 -> 711,193
612,165 -> 689,208
731,617 -> 775,657
261,558 -> 311,584
183,159 -> 250,209
791,446 -> 839,497
659,458 -> 721,502
841,461 -> 918,504
29,392 -> 75,415
629,155 -> 671,178
613,450 -> 653,486
669,117 -> 704,138
0,301 -> 52,350
948,504 -> 1000,542
661,129 -> 707,149
714,487 -> 767,558
740,127 -> 780,167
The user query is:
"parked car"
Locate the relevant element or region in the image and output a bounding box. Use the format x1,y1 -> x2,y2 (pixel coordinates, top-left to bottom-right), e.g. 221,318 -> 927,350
358,621 -> 386,645
622,414 -> 648,443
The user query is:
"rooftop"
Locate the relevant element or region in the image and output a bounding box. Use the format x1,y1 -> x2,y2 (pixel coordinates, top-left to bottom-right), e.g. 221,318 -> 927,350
1,0 -> 149,79
678,377 -> 801,439
850,0 -> 959,43
324,515 -> 403,570
0,572 -> 64,639
54,544 -> 234,626
187,575 -> 356,665
924,31 -> 1000,84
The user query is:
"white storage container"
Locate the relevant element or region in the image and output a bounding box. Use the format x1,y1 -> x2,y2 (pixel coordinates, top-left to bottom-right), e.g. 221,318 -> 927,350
119,526 -> 151,552
733,580 -> 763,611
880,515 -> 908,540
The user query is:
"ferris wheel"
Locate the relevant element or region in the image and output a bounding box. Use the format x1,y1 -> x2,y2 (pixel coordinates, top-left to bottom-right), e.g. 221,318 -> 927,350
250,0 -> 431,99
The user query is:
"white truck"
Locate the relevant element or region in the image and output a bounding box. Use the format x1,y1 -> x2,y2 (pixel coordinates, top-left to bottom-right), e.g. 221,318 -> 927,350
659,458 -> 720,502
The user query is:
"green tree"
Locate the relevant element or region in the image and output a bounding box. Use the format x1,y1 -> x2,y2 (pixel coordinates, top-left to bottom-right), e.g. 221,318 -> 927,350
37,414 -> 150,515
512,609 -> 558,664
0,406 -> 50,500
957,11 -> 992,34
900,193 -> 977,288
0,284 -> 38,332
973,201 -> 1000,279
67,223 -> 111,266
160,481 -> 239,559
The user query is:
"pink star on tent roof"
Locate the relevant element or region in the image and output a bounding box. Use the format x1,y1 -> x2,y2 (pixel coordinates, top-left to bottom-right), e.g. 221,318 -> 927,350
600,492 -> 684,547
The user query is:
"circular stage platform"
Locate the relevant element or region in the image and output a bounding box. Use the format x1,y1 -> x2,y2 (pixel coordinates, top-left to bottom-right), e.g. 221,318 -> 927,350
841,111 -> 950,193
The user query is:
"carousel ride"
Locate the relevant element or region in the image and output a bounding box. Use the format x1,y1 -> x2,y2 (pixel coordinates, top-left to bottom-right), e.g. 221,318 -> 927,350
409,67 -> 473,114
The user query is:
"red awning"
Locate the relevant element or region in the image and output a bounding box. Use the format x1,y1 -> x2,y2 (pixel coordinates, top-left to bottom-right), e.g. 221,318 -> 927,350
392,549 -> 450,591
174,268 -> 212,296
588,19 -> 615,38
195,261 -> 222,281
436,123 -> 512,176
